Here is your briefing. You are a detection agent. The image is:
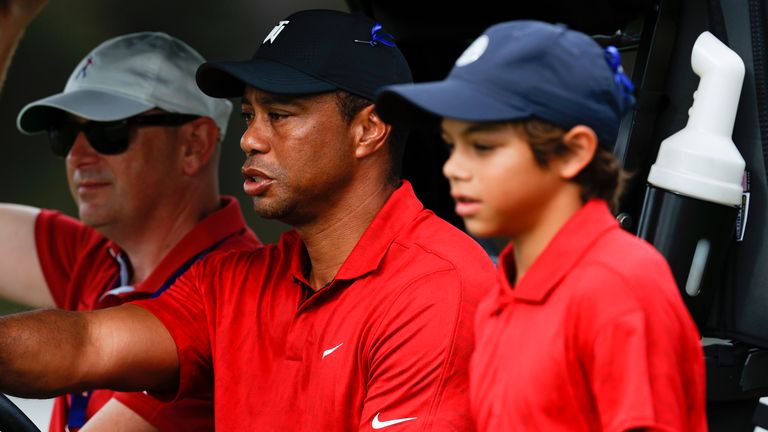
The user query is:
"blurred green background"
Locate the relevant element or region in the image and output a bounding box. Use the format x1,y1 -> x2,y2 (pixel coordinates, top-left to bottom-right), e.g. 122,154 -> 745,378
0,0 -> 347,313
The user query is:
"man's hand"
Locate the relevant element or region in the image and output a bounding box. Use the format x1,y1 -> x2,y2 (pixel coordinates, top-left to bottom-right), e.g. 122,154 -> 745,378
0,0 -> 48,91
0,0 -> 48,29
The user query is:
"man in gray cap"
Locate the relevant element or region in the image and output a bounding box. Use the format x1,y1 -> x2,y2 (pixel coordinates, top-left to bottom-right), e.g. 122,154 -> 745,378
0,32 -> 260,431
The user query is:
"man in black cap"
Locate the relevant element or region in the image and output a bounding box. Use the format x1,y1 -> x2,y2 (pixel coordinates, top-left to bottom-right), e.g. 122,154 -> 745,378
0,10 -> 494,431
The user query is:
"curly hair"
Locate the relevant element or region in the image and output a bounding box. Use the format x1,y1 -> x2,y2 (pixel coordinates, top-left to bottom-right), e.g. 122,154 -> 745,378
509,119 -> 628,212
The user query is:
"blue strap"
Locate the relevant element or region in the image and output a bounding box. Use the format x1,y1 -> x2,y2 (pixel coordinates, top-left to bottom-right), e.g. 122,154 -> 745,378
67,391 -> 91,429
149,232 -> 236,299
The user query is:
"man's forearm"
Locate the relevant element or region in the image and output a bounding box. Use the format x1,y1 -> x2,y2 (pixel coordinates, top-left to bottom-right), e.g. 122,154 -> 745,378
0,309 -> 90,398
0,305 -> 180,398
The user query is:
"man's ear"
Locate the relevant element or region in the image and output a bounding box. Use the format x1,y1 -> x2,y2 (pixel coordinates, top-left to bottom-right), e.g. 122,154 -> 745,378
179,117 -> 219,176
556,125 -> 598,179
352,105 -> 390,159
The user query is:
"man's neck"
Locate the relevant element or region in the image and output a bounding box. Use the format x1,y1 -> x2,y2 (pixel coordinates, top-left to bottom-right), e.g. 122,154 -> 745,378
101,196 -> 221,285
298,182 -> 396,291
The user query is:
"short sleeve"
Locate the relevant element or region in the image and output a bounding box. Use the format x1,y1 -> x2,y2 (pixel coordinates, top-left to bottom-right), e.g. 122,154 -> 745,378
131,258 -> 214,402
573,256 -> 705,432
359,269 -> 476,432
587,309 -> 657,431
35,209 -> 107,308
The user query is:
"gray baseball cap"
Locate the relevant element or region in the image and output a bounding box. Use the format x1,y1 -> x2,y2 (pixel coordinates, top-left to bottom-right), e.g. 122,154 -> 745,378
17,32 -> 232,139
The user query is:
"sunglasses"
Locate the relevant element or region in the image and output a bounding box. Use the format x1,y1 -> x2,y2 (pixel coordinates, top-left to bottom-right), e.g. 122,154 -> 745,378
46,113 -> 200,157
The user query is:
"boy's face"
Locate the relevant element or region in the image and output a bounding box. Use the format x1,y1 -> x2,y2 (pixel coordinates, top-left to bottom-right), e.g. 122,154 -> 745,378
441,118 -> 563,238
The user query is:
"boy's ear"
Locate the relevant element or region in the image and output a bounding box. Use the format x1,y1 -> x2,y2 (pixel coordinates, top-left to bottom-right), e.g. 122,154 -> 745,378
556,125 -> 598,179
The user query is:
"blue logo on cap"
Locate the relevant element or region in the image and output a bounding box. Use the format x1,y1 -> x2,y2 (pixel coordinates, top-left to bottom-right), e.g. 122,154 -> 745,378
604,46 -> 635,102
354,23 -> 395,47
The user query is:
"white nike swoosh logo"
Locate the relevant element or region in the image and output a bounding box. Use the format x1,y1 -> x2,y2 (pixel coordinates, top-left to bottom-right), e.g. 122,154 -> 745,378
322,343 -> 344,359
371,412 -> 418,429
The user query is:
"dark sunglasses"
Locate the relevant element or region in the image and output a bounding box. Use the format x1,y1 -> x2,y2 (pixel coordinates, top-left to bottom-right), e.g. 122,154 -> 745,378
46,113 -> 200,157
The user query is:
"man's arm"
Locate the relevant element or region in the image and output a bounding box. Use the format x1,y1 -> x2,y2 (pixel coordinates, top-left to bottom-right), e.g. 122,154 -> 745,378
0,1 -> 62,309
0,305 -> 179,398
0,204 -> 55,307
0,0 -> 47,91
0,1 -> 67,309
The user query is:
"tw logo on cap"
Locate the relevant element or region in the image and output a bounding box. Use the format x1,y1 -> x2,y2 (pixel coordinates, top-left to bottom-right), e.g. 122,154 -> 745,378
263,20 -> 290,44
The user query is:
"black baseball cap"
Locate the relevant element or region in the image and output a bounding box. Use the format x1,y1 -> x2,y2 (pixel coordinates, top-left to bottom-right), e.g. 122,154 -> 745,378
196,9 -> 413,101
376,20 -> 636,147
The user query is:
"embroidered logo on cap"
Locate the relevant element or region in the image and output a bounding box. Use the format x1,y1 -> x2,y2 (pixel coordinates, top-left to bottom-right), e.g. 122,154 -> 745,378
263,20 -> 290,44
75,56 -> 94,79
455,35 -> 489,67
604,45 -> 636,105
353,23 -> 395,47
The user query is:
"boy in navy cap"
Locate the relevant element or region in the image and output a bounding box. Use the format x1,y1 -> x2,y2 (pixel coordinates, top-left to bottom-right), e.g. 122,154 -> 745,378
377,20 -> 707,431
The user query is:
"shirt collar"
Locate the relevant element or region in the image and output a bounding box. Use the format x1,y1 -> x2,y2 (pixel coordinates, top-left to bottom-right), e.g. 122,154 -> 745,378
498,199 -> 618,304
288,180 -> 424,285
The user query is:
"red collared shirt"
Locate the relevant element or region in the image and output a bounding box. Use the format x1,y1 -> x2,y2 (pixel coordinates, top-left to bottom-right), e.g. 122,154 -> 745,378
135,181 -> 496,431
470,199 -> 707,431
35,196 -> 261,432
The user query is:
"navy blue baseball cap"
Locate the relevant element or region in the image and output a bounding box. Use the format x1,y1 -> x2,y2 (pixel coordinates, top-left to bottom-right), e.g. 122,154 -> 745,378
375,20 -> 635,147
196,9 -> 412,101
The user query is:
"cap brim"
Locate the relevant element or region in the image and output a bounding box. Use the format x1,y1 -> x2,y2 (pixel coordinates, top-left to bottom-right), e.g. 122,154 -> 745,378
17,90 -> 154,134
197,59 -> 337,98
376,80 -> 533,127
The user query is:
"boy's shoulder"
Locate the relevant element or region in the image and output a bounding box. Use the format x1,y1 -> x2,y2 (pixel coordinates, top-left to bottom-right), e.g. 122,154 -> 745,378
562,225 -> 689,328
590,226 -> 671,271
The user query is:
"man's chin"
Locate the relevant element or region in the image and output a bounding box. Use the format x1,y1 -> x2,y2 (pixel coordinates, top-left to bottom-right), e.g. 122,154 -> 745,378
252,199 -> 302,224
78,206 -> 114,229
252,204 -> 288,221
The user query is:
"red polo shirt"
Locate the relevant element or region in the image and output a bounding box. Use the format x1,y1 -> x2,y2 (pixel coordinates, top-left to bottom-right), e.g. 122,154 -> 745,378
35,196 -> 260,432
470,199 -> 707,431
135,181 -> 495,431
